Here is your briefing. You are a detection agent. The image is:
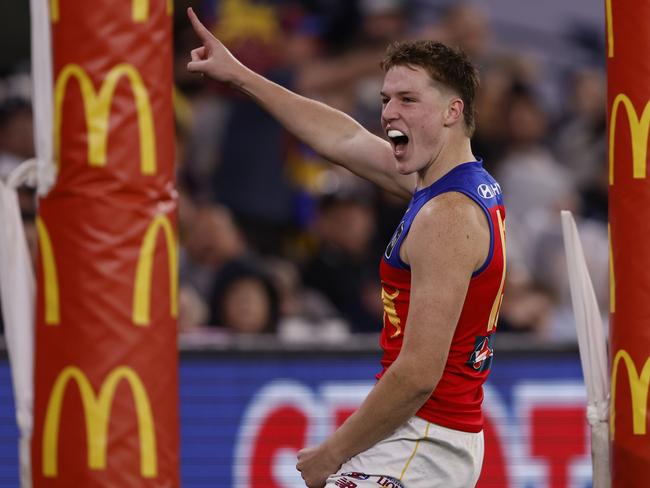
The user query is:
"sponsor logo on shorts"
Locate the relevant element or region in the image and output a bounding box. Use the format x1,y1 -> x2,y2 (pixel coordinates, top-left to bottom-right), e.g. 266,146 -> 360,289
376,476 -> 404,487
335,478 -> 358,488
342,472 -> 370,480
467,334 -> 494,372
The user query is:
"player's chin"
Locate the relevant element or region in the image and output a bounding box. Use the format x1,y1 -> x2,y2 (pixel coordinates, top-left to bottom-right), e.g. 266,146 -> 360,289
394,159 -> 414,175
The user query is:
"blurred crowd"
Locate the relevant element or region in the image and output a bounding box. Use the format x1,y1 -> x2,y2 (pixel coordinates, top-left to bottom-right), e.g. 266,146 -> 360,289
0,0 -> 608,344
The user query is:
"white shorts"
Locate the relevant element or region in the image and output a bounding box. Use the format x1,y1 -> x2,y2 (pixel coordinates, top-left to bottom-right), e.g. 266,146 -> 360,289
325,416 -> 484,488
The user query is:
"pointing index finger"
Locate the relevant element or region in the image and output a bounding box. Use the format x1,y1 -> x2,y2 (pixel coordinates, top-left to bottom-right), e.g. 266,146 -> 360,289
187,7 -> 214,43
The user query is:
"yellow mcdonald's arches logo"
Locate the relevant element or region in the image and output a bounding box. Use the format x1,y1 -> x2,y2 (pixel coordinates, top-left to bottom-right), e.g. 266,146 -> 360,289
608,224 -> 615,313
381,286 -> 402,338
487,209 -> 506,331
43,365 -> 157,477
54,63 -> 156,175
50,0 -> 172,22
609,93 -> 650,185
610,349 -> 650,438
605,0 -> 614,57
36,217 -> 60,325
133,214 -> 178,326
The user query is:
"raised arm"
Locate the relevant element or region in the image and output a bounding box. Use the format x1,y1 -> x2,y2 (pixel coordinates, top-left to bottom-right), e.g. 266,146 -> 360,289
186,8 -> 415,200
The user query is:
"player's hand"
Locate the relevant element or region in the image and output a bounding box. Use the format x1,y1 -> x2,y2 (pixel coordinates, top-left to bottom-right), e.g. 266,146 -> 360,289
296,443 -> 342,488
186,7 -> 246,83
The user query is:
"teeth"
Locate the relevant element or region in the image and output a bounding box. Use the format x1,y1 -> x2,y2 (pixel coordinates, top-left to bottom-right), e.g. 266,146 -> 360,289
387,129 -> 405,138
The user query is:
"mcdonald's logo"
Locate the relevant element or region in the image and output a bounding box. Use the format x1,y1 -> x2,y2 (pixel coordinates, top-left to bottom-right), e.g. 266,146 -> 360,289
35,214 -> 177,327
36,217 -> 60,325
43,365 -> 157,477
609,93 -> 650,185
50,0 -> 172,23
608,224 -> 615,313
605,0 -> 613,57
610,349 -> 650,438
133,214 -> 178,326
54,63 -> 156,175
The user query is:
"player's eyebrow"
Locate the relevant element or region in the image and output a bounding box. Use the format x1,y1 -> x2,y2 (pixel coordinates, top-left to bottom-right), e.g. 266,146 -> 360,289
380,90 -> 418,98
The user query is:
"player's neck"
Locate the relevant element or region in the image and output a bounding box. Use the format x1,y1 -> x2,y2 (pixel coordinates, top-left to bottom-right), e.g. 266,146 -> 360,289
417,136 -> 475,189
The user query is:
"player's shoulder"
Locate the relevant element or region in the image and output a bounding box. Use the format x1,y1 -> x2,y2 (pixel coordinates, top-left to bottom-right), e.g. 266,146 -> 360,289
405,191 -> 489,270
401,191 -> 485,272
415,191 -> 484,230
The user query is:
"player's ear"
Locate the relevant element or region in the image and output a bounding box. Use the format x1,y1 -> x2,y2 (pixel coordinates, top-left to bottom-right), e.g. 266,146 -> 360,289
444,98 -> 464,127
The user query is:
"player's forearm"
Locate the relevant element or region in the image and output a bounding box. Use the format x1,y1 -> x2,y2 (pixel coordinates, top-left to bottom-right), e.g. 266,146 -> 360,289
323,358 -> 440,464
230,67 -> 366,167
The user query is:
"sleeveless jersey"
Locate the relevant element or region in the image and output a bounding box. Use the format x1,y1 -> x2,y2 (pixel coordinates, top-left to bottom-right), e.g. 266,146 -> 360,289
378,160 -> 506,433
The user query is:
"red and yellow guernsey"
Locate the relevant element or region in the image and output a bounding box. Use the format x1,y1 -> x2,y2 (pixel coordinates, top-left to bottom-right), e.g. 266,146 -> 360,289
378,160 -> 506,433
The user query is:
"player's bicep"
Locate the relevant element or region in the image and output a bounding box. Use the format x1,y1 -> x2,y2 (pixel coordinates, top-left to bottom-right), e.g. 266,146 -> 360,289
400,197 -> 481,378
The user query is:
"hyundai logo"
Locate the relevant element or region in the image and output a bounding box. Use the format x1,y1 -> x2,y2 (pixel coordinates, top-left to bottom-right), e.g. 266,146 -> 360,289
478,183 -> 501,199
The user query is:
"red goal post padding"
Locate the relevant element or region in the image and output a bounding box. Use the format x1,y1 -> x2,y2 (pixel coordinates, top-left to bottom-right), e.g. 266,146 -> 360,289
32,1 -> 179,486
607,0 -> 650,484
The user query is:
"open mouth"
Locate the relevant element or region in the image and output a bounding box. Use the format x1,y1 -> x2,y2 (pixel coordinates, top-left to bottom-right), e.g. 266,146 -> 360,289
387,129 -> 409,155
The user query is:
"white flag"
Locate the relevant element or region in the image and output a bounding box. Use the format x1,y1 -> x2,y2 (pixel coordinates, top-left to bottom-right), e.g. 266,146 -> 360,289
561,210 -> 610,488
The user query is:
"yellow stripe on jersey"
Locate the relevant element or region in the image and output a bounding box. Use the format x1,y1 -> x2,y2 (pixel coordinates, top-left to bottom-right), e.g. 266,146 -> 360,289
487,209 -> 506,331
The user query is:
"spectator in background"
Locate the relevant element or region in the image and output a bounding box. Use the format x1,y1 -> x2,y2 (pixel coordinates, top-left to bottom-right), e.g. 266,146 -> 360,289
0,97 -> 33,181
208,259 -> 280,334
494,77 -> 609,341
494,83 -> 574,338
0,2 -> 610,349
173,19 -> 232,205
496,83 -> 574,264
302,191 -> 382,334
554,67 -> 607,222
0,97 -> 37,217
528,209 -> 609,342
497,269 -> 554,335
264,256 -> 349,343
200,0 -> 302,255
524,135 -> 609,341
179,202 -> 249,304
472,54 -> 539,170
177,284 -> 210,333
352,0 -> 408,134
435,2 -> 494,64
